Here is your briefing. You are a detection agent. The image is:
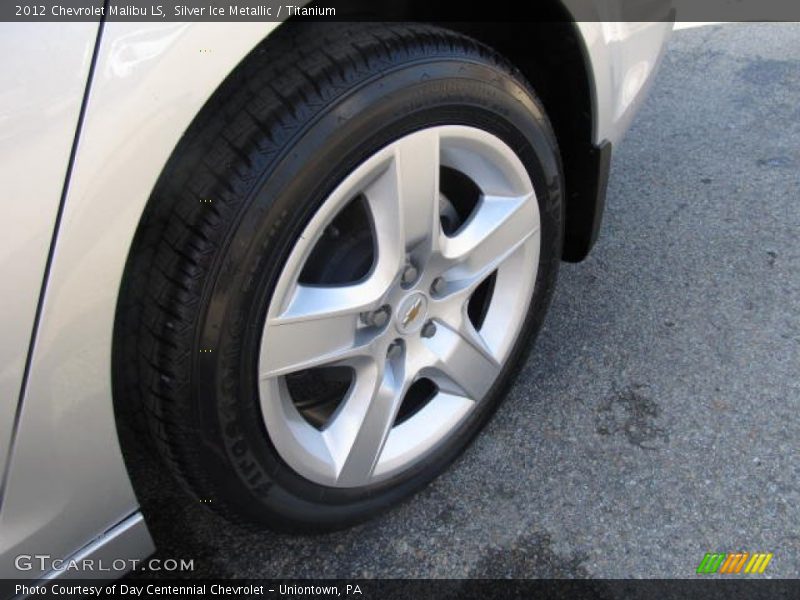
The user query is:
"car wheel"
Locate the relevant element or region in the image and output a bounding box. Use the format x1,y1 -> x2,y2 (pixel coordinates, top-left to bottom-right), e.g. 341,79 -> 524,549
116,22 -> 563,531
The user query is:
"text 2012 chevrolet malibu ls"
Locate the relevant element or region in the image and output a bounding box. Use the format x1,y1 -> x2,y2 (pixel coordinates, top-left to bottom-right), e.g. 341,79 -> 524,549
0,9 -> 671,584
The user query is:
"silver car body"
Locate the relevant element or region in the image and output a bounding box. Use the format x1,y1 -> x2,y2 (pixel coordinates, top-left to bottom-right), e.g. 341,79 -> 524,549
0,19 -> 672,582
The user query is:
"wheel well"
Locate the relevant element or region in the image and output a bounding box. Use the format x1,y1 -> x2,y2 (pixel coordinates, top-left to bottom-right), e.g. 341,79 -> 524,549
295,3 -> 600,261
440,21 -> 600,262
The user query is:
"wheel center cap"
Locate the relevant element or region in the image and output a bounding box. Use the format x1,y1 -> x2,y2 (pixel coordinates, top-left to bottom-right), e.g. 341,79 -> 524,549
396,292 -> 428,334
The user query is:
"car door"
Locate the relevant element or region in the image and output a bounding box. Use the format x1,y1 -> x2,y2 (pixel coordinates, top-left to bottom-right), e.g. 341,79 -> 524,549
0,22 -> 99,502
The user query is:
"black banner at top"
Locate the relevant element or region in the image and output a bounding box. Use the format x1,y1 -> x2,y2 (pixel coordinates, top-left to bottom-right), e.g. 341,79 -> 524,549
3,0 -> 800,23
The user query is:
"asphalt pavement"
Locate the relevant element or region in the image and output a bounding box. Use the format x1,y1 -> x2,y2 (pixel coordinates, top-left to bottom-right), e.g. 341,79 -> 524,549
132,23 -> 800,578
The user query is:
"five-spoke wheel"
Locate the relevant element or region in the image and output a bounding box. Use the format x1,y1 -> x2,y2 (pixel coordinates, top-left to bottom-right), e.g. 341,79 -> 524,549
260,126 -> 540,487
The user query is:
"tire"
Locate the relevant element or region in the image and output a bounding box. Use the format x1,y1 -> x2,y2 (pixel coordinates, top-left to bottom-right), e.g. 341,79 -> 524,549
114,22 -> 564,531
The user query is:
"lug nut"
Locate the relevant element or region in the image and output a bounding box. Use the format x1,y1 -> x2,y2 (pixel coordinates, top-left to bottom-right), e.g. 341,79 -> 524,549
430,277 -> 446,296
362,305 -> 390,328
421,320 -> 437,338
387,340 -> 403,360
401,263 -> 418,286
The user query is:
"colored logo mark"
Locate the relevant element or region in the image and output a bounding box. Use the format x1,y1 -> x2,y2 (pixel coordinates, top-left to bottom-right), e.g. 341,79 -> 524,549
697,552 -> 773,574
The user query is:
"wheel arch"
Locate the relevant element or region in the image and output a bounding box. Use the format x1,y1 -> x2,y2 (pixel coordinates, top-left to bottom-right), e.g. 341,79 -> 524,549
110,13 -> 603,428
439,19 -> 604,262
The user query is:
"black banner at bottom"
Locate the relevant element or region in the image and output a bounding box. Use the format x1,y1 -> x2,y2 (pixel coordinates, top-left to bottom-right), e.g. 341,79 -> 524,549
3,579 -> 800,600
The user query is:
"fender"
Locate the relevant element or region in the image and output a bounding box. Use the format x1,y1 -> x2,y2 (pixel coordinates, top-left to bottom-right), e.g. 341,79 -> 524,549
0,22 -> 276,581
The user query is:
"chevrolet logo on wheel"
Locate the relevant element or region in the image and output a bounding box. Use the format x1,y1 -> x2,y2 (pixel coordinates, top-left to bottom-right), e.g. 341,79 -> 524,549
402,297 -> 423,328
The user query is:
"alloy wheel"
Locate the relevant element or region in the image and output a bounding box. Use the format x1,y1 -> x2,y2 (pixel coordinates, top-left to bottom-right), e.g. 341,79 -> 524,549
258,125 -> 541,487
